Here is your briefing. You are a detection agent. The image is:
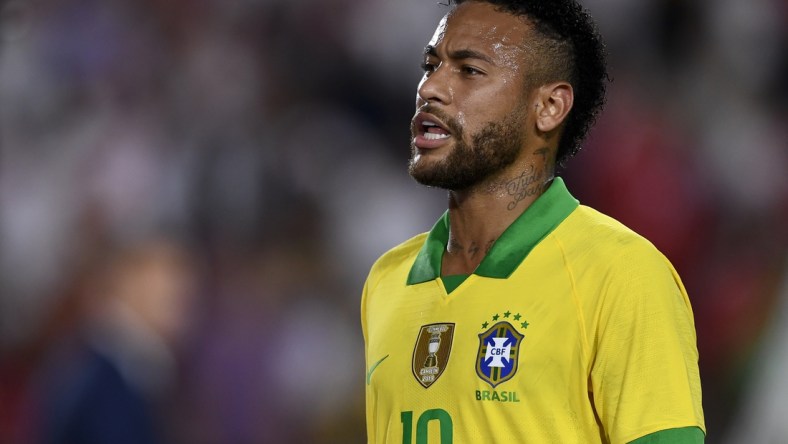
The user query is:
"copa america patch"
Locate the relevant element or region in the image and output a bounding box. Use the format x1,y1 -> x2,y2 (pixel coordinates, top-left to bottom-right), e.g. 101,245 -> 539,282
476,321 -> 524,388
412,323 -> 455,388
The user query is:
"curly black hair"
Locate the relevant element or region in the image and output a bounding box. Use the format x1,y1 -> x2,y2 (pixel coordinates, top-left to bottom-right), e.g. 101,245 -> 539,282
451,0 -> 608,166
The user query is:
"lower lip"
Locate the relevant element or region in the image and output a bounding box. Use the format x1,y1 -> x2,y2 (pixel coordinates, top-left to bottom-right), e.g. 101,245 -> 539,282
413,134 -> 452,149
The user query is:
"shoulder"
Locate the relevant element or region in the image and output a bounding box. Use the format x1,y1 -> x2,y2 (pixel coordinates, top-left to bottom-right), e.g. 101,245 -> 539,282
365,232 -> 428,289
558,205 -> 694,322
556,204 -> 669,267
552,205 -> 687,306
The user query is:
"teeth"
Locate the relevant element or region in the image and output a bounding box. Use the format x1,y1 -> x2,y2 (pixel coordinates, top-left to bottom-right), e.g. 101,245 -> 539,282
423,121 -> 438,127
424,133 -> 450,140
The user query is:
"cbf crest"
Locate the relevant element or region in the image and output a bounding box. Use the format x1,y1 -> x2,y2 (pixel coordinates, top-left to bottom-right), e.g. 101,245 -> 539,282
412,323 -> 455,388
476,315 -> 526,388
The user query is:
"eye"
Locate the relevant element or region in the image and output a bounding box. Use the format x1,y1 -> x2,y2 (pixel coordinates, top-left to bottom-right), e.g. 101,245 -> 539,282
421,60 -> 437,76
461,65 -> 484,76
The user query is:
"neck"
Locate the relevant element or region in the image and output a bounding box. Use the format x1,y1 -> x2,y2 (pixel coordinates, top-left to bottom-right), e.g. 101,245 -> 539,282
442,159 -> 554,276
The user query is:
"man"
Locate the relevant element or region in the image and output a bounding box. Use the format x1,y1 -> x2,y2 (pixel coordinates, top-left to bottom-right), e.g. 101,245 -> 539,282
38,239 -> 196,444
361,0 -> 705,443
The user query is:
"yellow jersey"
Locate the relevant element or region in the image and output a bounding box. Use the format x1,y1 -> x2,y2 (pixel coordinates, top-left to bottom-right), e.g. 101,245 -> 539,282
361,178 -> 705,443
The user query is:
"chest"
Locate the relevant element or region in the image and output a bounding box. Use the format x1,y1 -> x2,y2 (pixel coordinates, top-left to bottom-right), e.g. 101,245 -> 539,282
367,271 -> 590,396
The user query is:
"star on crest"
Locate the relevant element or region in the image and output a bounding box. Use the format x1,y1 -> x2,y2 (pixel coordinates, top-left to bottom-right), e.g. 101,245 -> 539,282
481,311 -> 529,331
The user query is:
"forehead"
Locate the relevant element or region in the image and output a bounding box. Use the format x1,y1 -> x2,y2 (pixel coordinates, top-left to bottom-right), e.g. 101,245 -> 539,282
428,2 -> 532,57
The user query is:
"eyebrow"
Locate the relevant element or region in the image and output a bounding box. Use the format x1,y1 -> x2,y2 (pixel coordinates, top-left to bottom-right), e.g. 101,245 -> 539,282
424,45 -> 495,65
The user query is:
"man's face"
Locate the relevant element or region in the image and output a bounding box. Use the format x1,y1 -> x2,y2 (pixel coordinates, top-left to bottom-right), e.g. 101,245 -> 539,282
409,2 -> 535,191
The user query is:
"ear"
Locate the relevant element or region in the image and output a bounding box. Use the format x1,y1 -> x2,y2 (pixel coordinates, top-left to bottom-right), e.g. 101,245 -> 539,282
534,82 -> 573,133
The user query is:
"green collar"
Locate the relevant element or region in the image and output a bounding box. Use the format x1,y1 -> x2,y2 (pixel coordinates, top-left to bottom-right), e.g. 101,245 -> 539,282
406,177 -> 579,284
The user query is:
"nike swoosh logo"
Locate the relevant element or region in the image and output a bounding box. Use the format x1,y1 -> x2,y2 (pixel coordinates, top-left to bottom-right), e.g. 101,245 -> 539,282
366,355 -> 389,385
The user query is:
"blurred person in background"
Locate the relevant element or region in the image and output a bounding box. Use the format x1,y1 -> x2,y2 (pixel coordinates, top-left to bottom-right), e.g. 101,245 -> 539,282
34,238 -> 197,444
361,0 -> 704,442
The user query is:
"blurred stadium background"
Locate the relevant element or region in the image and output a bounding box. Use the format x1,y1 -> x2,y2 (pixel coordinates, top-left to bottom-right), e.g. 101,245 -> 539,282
0,0 -> 786,442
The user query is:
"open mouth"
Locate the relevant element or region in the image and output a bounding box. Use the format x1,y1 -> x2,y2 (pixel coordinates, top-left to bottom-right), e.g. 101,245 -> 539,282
421,120 -> 451,140
413,112 -> 453,148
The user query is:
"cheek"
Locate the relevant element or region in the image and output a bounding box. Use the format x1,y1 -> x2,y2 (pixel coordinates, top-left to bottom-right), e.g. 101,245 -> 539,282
455,97 -> 526,140
460,80 -> 525,117
456,111 -> 466,128
454,96 -> 500,130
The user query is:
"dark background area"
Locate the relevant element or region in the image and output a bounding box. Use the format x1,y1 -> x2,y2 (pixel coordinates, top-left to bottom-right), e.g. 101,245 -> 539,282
1,0 -> 786,442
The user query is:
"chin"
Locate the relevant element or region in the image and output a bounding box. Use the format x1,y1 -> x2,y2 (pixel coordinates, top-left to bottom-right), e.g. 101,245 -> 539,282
408,159 -> 434,183
408,163 -> 453,190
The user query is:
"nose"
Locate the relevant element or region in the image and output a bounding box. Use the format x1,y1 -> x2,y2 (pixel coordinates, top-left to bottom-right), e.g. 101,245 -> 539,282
417,67 -> 451,105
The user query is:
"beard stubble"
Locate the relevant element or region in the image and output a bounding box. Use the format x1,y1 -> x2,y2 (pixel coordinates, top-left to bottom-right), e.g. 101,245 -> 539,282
408,105 -> 527,191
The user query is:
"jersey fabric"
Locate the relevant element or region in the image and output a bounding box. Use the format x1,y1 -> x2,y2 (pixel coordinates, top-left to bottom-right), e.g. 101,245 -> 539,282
361,178 -> 705,443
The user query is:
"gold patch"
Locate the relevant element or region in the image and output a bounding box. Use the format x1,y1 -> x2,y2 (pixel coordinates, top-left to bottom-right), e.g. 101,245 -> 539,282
411,323 -> 455,388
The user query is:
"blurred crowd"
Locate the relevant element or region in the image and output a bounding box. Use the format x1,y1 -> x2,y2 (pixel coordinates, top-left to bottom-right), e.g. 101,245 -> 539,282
0,0 -> 786,443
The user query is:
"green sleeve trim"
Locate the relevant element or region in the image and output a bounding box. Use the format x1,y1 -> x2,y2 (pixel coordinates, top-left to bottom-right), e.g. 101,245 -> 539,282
628,427 -> 704,444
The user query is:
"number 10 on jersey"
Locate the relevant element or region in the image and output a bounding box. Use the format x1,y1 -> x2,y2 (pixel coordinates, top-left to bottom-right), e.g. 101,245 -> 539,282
400,409 -> 453,443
